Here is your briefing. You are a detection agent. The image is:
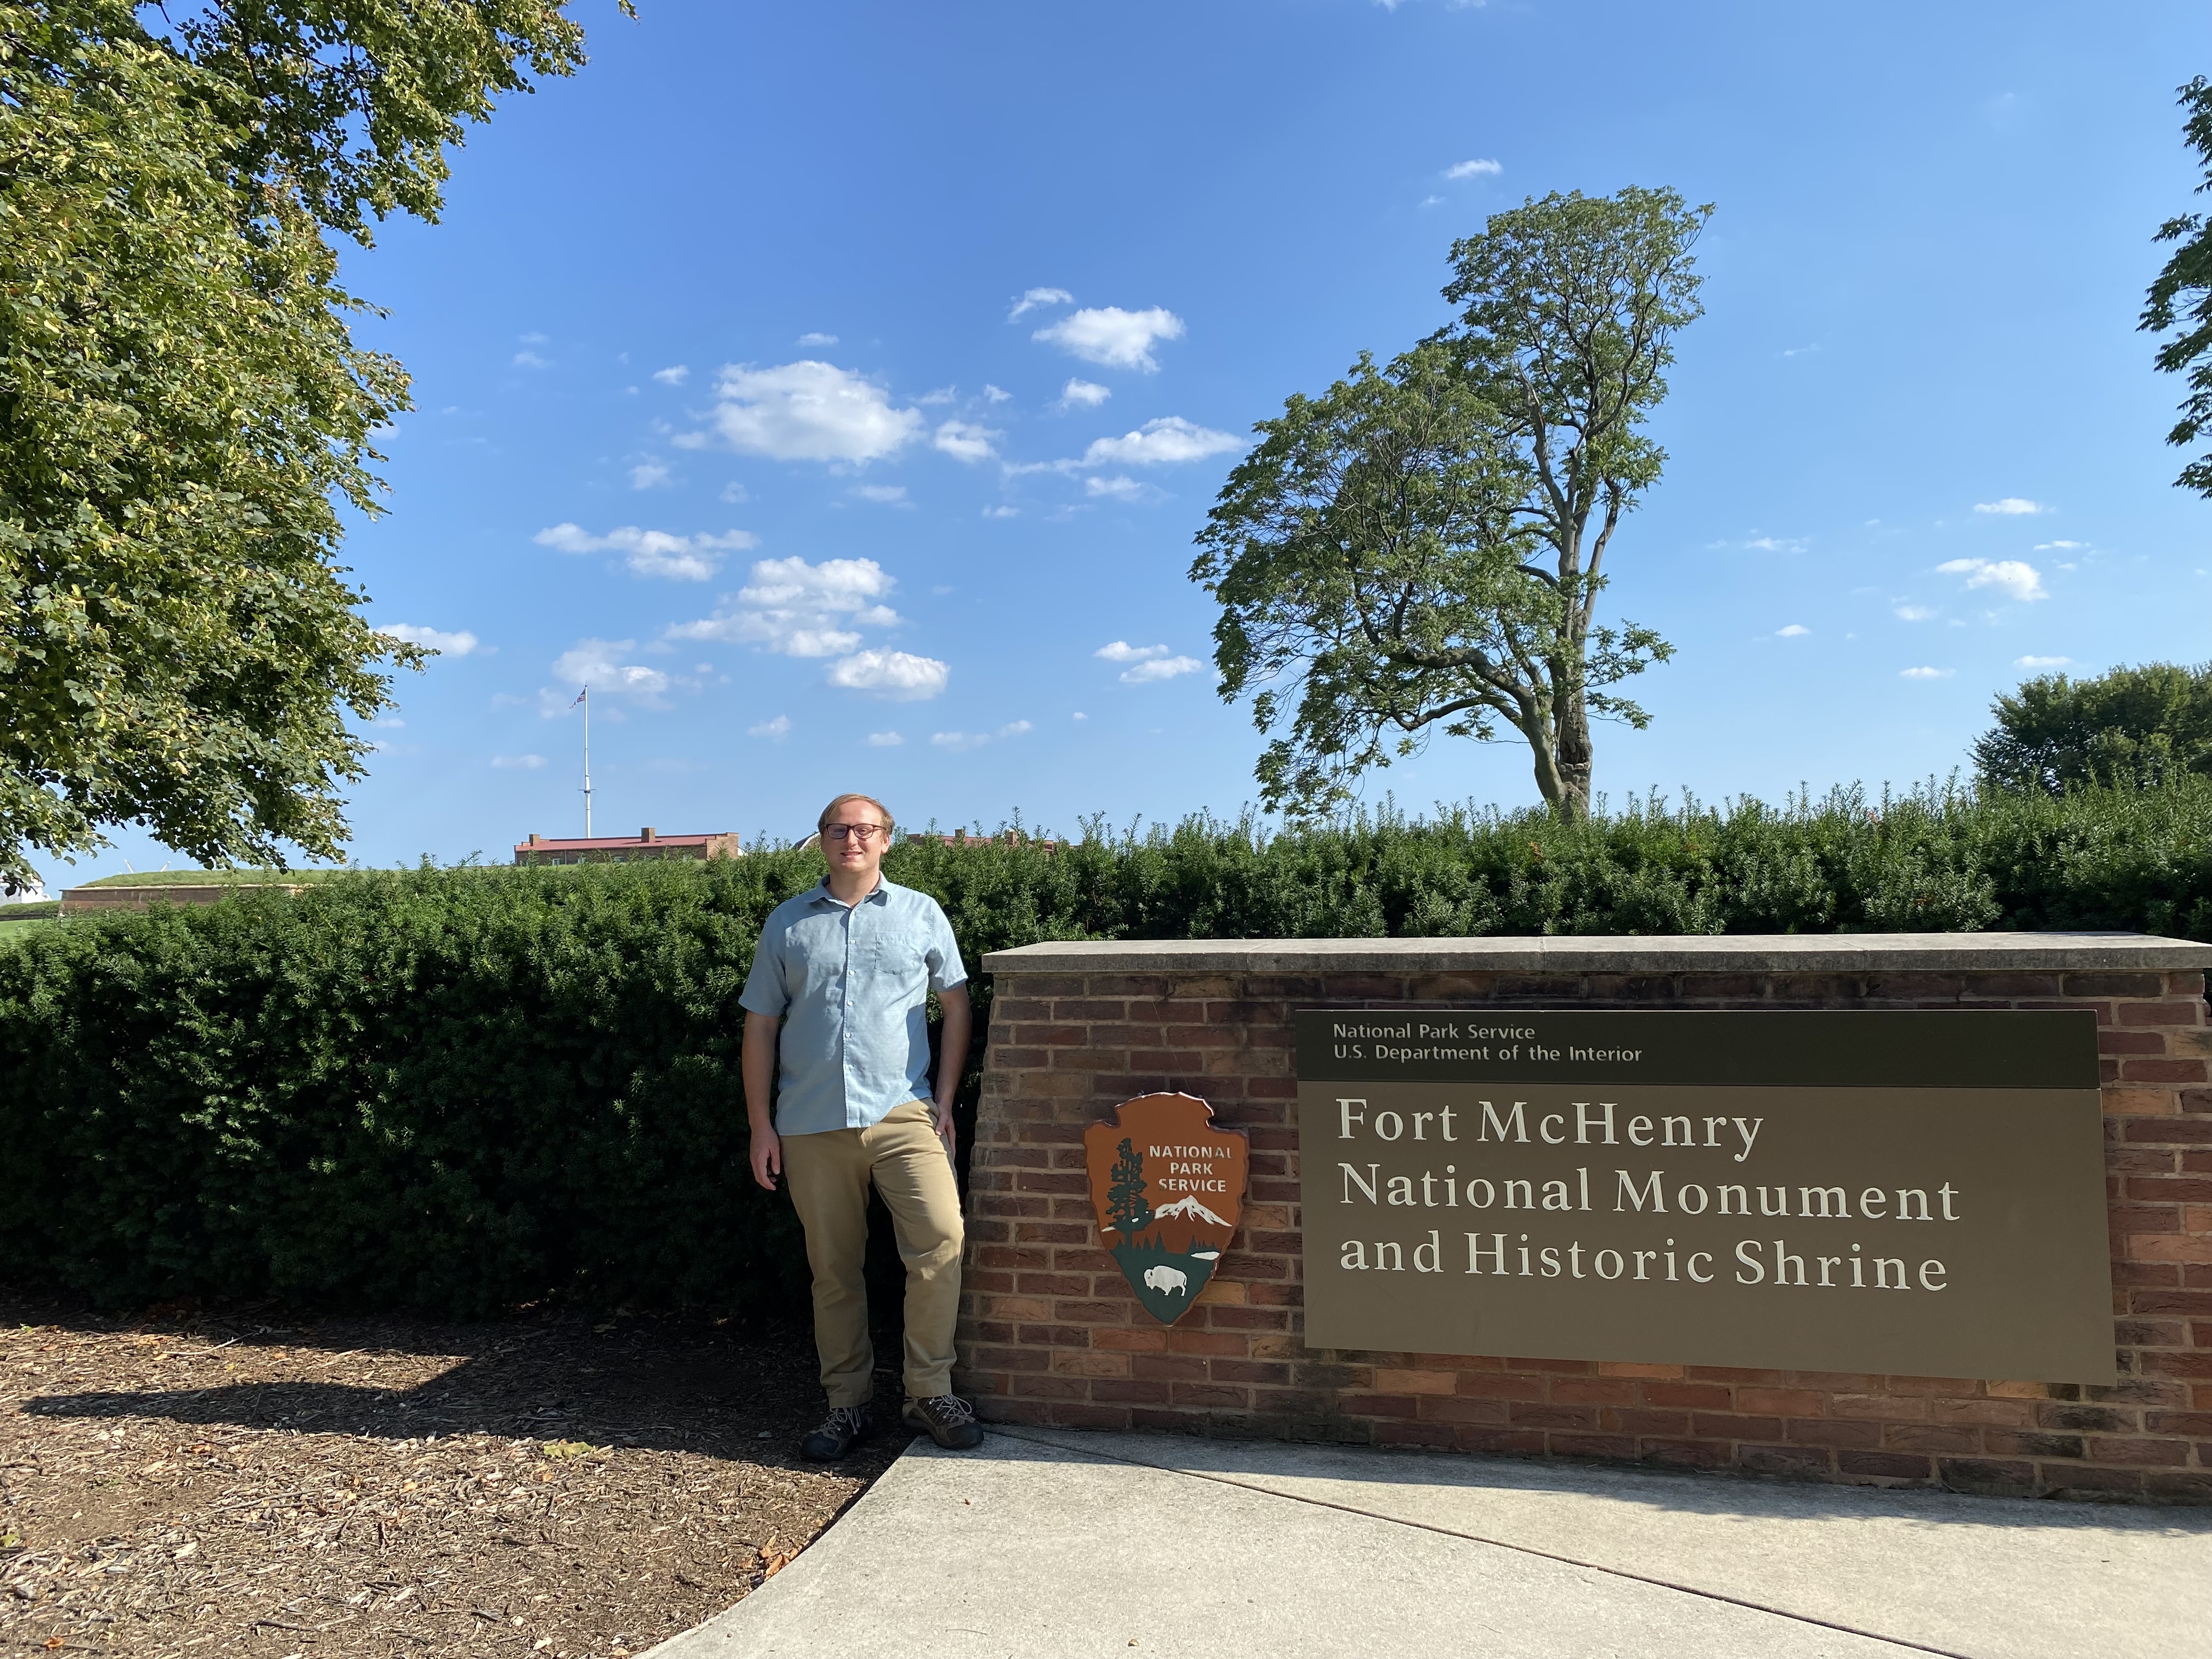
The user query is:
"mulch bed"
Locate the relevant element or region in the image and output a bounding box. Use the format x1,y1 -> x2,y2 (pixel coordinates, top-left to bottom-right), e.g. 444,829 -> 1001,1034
0,1294 -> 906,1658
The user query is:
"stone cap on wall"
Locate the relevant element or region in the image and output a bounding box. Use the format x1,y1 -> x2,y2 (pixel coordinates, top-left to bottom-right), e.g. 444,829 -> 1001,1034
983,932 -> 2212,975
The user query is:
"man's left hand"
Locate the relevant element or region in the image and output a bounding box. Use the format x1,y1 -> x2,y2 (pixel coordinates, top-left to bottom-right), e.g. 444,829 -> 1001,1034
933,1098 -> 957,1158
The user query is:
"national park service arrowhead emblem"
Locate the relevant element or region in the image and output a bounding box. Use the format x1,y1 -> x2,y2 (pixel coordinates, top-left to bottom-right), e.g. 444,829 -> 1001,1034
1082,1093 -> 1248,1325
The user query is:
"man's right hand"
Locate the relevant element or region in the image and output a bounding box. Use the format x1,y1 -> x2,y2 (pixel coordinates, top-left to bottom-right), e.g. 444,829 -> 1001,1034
750,1123 -> 782,1192
742,1008 -> 782,1192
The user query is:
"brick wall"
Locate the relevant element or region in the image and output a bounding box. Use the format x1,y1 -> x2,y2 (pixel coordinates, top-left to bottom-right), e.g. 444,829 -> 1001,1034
956,964 -> 2212,1503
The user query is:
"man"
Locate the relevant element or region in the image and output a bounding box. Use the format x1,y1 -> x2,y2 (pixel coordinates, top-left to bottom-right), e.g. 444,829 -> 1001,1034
741,792 -> 981,1458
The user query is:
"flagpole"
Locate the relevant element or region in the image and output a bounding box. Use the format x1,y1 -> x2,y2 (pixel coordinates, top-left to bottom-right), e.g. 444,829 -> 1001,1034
581,685 -> 592,838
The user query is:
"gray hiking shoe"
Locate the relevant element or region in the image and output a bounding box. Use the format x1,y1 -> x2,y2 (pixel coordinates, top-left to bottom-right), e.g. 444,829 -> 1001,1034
902,1392 -> 983,1450
799,1404 -> 871,1461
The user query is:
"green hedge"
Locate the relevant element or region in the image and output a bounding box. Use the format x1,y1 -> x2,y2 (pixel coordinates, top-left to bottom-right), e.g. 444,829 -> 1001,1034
3,779 -> 2209,1316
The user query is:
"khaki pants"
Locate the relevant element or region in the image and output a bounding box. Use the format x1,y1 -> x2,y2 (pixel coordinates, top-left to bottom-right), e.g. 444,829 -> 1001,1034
781,1101 -> 963,1407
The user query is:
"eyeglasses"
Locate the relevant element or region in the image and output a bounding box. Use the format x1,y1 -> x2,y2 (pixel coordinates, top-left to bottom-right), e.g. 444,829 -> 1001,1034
823,822 -> 887,843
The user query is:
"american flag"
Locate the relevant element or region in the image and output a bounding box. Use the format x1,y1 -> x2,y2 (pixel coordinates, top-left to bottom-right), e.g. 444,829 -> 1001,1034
570,687 -> 588,707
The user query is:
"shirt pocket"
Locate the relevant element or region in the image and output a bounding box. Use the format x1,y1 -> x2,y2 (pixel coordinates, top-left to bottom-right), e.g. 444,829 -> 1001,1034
856,924 -> 916,980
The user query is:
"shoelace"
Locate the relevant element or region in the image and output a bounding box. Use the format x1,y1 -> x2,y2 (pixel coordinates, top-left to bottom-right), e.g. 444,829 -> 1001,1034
822,1407 -> 866,1435
915,1395 -> 974,1425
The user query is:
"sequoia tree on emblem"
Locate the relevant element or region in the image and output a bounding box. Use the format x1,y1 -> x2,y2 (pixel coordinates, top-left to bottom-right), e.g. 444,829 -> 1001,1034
1081,1093 -> 1249,1324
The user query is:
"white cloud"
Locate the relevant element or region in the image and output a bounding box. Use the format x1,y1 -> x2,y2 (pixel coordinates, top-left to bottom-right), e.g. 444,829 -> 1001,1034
2016,655 -> 2073,668
2033,540 -> 2086,551
1003,415 -> 1239,496
1446,158 -> 1502,178
382,623 -> 481,657
1419,195 -> 1445,208
749,714 -> 792,740
1973,497 -> 2045,515
491,753 -> 546,769
629,461 -> 673,489
1120,654 -> 1204,684
1008,286 -> 1073,321
1061,379 -> 1111,408
1096,641 -> 1170,663
552,639 -> 672,700
534,522 -> 757,583
852,484 -> 910,505
1776,624 -> 1810,637
930,720 -> 1033,752
684,361 -> 923,463
1033,306 -> 1185,372
1936,557 -> 2047,601
1781,343 -> 1822,358
866,730 -> 905,747
1072,711 -> 1088,721
520,332 -> 549,345
981,505 -> 1019,519
720,482 -> 750,505
934,419 -> 1001,463
668,555 -> 902,657
982,384 -> 1012,403
796,331 -> 838,347
1080,416 -> 1240,467
828,648 -> 950,699
512,350 -> 549,369
1706,534 -> 1808,554
1899,666 -> 1955,680
652,365 -> 689,386
1893,602 -> 1936,622
1097,641 -> 1203,682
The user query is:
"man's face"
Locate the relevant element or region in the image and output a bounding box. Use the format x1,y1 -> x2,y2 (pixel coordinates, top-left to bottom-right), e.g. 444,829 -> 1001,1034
820,806 -> 889,882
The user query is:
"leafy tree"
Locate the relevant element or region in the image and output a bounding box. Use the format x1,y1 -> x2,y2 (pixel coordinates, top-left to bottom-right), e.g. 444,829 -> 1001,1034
0,1 -> 606,894
2143,76 -> 2212,498
1105,1136 -> 1150,1235
1973,662 -> 2212,793
1194,188 -> 1707,821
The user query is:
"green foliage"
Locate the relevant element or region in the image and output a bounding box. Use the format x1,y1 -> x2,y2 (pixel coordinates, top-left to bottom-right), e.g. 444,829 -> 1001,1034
167,0 -> 600,245
1974,663 -> 2212,793
0,1 -> 604,894
1193,345 -> 1543,818
1193,189 -> 1706,825
5,780 -> 2211,1315
0,857 -> 826,1316
2143,76 -> 2212,498
898,781 -> 2212,947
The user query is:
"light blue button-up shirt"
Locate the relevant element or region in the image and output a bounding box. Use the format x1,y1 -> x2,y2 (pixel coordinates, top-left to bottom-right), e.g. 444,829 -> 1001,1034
739,876 -> 968,1136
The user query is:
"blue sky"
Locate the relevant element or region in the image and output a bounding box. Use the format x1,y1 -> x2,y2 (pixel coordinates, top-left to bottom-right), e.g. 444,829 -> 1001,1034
32,1 -> 2212,885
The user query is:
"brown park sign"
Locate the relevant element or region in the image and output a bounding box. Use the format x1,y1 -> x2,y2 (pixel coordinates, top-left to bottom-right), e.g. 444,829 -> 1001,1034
1084,1093 -> 1249,1325
1295,1009 -> 2115,1382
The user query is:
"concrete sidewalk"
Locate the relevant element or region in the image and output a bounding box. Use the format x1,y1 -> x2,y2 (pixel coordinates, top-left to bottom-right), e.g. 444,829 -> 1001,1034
650,1427 -> 2212,1659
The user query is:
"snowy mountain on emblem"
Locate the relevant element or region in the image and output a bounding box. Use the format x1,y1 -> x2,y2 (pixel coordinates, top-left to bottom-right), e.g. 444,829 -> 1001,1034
1150,1195 -> 1228,1227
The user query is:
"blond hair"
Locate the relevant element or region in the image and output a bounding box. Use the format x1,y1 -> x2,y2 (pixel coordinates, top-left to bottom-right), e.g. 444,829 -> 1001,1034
817,793 -> 894,837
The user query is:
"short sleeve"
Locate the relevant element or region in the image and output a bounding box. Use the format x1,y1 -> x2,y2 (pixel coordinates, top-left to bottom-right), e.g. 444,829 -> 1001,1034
924,900 -> 968,994
738,919 -> 791,1017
